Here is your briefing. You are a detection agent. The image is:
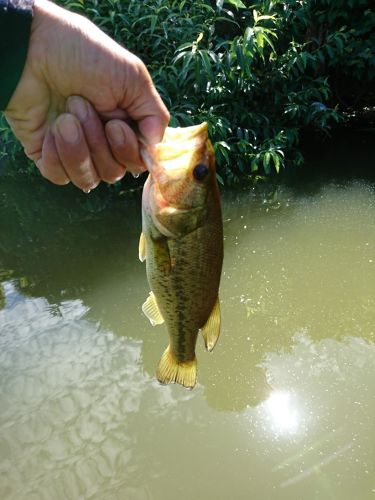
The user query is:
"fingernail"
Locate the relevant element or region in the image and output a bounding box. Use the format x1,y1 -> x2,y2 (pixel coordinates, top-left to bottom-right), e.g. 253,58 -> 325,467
126,161 -> 146,176
56,115 -> 80,144
139,116 -> 166,145
68,97 -> 88,121
107,123 -> 124,145
84,179 -> 100,192
82,181 -> 99,193
113,173 -> 126,182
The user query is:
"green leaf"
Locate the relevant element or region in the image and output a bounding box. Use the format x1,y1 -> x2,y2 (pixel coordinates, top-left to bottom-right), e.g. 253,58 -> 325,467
216,172 -> 225,186
263,152 -> 271,174
243,27 -> 254,47
173,51 -> 187,64
226,0 -> 246,8
256,31 -> 264,50
150,15 -> 158,34
271,152 -> 280,173
216,0 -> 224,11
217,141 -> 230,150
180,52 -> 194,82
256,14 -> 276,22
260,31 -> 276,52
200,50 -> 214,81
251,158 -> 259,173
175,42 -> 195,52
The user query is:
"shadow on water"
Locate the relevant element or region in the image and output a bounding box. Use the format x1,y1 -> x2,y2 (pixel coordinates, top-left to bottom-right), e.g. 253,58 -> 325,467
1,130 -> 375,499
0,176 -> 145,310
286,128 -> 375,194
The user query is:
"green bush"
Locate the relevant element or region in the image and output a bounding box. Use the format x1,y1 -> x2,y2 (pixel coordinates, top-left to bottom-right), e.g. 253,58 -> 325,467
1,0 -> 374,184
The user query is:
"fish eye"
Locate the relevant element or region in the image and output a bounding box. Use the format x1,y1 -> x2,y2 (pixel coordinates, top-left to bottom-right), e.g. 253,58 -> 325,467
193,163 -> 209,181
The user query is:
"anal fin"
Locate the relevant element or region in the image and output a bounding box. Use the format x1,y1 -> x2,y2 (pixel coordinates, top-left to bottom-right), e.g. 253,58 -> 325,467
201,297 -> 221,352
142,291 -> 164,326
156,345 -> 197,389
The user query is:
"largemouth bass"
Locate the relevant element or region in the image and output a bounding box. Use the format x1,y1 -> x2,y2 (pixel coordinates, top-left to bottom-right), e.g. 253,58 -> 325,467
139,122 -> 223,389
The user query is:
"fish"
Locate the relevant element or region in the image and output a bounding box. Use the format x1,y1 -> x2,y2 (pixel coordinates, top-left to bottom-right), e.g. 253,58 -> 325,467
139,122 -> 223,389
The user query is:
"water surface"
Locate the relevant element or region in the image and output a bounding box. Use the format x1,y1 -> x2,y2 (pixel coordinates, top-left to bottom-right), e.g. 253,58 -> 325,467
1,168 -> 375,499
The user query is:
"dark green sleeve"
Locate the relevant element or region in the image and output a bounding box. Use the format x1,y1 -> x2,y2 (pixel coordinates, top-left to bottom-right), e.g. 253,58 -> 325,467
0,0 -> 34,111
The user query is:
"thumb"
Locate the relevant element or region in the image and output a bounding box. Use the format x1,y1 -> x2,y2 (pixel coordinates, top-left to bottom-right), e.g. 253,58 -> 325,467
121,59 -> 169,145
138,114 -> 169,146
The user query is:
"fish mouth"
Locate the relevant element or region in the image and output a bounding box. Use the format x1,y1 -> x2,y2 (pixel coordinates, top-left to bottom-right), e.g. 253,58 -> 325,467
141,123 -> 209,171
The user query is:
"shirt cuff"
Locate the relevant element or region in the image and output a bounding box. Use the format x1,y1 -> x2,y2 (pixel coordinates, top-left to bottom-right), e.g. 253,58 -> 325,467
0,0 -> 34,111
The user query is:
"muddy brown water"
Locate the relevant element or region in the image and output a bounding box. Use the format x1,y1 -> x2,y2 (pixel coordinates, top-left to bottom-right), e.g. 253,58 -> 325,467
1,150 -> 375,499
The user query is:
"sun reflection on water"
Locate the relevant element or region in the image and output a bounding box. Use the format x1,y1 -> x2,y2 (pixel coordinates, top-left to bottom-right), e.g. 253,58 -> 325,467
263,390 -> 300,435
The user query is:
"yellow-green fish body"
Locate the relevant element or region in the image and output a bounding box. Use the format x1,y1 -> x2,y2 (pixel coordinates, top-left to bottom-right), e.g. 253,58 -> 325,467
139,123 -> 223,389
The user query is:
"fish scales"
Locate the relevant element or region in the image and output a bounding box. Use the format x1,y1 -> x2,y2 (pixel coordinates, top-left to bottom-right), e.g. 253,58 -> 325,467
144,210 -> 222,360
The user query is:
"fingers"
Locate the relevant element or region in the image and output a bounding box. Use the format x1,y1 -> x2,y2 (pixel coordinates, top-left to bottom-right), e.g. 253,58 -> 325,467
37,115 -> 99,190
138,114 -> 170,146
36,128 -> 70,186
66,96 -> 127,183
38,97 -> 145,188
53,113 -> 100,191
35,61 -> 169,187
105,119 -> 145,175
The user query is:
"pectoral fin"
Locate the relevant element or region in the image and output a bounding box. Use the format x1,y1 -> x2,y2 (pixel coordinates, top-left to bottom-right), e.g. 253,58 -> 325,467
201,297 -> 221,352
139,232 -> 146,262
142,291 -> 164,326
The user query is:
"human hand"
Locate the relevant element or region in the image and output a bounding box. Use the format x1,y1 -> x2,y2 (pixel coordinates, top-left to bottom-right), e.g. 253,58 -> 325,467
4,0 -> 169,190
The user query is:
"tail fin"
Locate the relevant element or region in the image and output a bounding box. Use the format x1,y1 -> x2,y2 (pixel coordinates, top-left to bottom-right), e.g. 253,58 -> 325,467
156,345 -> 197,389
